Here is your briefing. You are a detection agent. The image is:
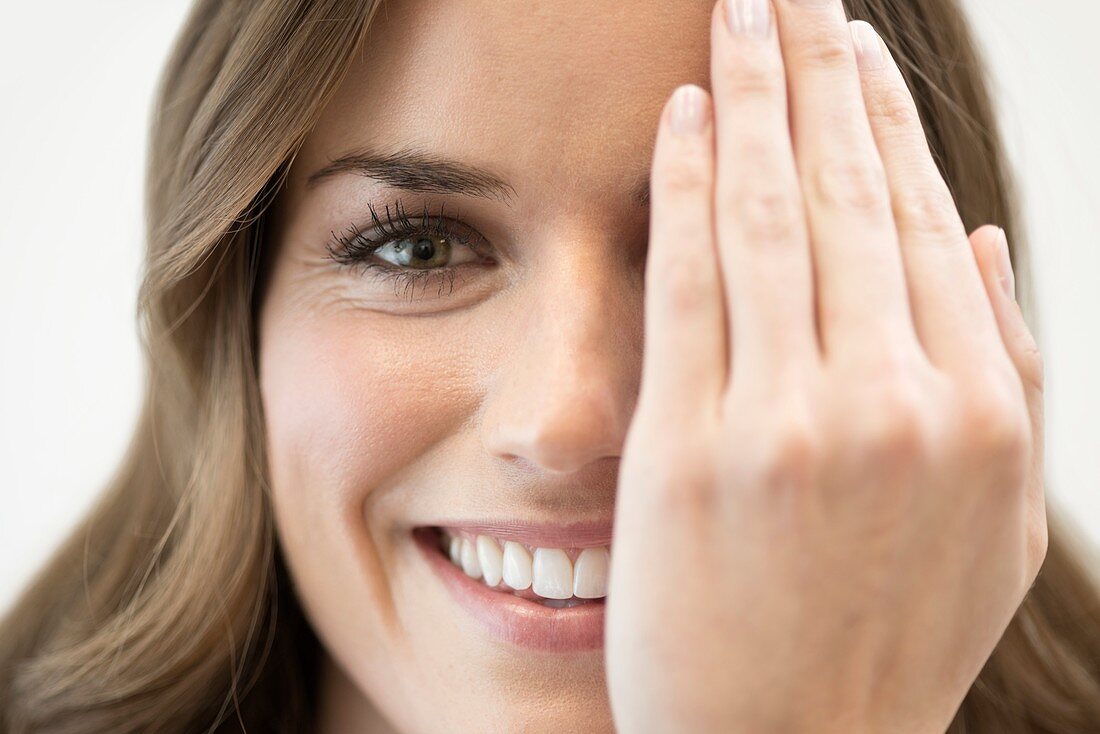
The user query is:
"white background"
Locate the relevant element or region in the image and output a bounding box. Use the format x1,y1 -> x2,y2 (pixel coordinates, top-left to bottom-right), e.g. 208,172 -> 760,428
1,1 -> 1097,613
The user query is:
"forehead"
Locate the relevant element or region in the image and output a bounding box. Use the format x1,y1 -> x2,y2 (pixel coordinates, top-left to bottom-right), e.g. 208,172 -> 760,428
292,0 -> 713,210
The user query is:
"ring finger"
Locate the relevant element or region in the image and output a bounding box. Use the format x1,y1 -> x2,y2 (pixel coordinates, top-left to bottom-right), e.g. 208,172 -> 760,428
771,0 -> 920,366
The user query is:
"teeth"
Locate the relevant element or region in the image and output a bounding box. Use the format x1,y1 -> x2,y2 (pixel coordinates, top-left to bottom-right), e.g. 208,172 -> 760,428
572,547 -> 610,599
532,548 -> 573,599
439,529 -> 609,603
476,535 -> 504,587
459,537 -> 482,579
502,541 -> 532,591
448,536 -> 462,565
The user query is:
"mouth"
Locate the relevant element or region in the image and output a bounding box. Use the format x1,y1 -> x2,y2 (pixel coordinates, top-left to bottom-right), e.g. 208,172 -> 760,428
412,523 -> 610,652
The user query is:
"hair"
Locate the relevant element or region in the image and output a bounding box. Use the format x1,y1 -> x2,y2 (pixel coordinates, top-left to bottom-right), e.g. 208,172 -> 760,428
1,0 -> 1097,731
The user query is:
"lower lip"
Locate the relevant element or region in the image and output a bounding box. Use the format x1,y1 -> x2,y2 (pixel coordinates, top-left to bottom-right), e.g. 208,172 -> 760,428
412,527 -> 605,652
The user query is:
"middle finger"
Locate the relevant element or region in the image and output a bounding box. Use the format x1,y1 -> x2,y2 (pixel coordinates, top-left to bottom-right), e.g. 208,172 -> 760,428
711,0 -> 819,384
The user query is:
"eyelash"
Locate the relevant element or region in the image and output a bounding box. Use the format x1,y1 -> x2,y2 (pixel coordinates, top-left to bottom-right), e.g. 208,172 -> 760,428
325,199 -> 489,301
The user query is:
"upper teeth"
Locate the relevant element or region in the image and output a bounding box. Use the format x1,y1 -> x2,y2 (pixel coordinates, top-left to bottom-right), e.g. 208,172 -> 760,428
441,529 -> 609,601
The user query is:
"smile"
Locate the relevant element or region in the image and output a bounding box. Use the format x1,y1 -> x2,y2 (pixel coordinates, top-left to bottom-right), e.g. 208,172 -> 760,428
412,523 -> 612,652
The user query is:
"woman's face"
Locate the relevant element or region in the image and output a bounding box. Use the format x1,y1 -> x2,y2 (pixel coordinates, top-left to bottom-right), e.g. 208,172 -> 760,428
258,1 -> 711,730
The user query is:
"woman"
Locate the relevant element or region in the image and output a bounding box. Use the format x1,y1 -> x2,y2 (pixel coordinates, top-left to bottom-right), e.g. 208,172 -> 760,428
2,0 -> 1098,731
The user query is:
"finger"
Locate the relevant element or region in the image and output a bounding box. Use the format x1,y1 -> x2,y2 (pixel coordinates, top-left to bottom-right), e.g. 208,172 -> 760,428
852,21 -> 1010,375
771,0 -> 917,363
711,0 -> 819,383
968,224 -> 1047,575
968,225 -> 1044,467
641,84 -> 726,421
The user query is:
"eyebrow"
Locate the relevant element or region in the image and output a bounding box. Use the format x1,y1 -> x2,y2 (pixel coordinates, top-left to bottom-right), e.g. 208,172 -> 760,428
305,146 -> 650,208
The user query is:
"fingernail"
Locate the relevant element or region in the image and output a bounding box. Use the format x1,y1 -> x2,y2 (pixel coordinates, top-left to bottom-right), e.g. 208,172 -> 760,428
669,84 -> 708,136
995,227 -> 1016,301
725,0 -> 771,38
851,21 -> 884,70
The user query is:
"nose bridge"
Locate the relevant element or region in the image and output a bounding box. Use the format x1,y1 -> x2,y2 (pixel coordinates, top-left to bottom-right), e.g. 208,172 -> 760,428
481,246 -> 641,475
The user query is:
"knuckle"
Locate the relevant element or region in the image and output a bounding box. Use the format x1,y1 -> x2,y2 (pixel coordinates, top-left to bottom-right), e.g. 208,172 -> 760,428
892,185 -> 964,239
740,415 -> 822,494
713,21 -> 785,98
623,420 -> 720,514
813,158 -> 891,214
866,87 -> 921,129
846,378 -> 931,465
723,185 -> 805,243
958,380 -> 1031,462
654,152 -> 711,198
650,252 -> 718,315
795,33 -> 855,71
719,58 -> 785,98
655,449 -> 721,514
867,403 -> 928,464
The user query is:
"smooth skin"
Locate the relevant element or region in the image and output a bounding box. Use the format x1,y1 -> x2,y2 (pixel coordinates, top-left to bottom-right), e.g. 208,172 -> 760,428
258,0 -> 1045,730
606,0 -> 1046,732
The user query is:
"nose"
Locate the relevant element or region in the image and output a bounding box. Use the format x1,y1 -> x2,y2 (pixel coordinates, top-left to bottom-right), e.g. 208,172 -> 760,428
481,247 -> 642,475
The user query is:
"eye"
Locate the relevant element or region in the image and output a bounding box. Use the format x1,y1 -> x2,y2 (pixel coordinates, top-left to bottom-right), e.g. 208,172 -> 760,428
325,199 -> 494,303
370,231 -> 479,270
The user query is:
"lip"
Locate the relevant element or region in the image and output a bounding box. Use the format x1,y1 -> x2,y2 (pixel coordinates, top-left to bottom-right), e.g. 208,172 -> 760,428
413,526 -> 606,652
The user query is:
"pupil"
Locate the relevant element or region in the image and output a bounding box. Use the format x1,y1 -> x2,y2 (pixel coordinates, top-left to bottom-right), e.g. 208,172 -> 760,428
412,237 -> 436,261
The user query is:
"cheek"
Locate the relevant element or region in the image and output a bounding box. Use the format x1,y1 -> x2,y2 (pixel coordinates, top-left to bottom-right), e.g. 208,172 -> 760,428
257,303 -> 478,641
257,289 -> 508,727
263,301 -> 466,497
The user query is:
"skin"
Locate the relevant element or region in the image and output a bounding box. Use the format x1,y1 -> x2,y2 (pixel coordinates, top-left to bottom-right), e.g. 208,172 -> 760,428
257,0 -> 1046,731
607,3 -> 1046,732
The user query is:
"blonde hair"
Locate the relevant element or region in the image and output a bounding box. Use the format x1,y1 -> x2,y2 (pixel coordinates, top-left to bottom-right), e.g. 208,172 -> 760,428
2,0 -> 1098,731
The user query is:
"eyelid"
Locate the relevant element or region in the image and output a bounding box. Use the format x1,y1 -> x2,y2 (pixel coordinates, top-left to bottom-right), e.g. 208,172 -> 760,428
330,197 -> 487,252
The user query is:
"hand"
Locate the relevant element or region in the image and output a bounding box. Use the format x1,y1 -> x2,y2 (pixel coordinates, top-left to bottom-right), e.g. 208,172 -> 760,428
604,1 -> 1047,732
